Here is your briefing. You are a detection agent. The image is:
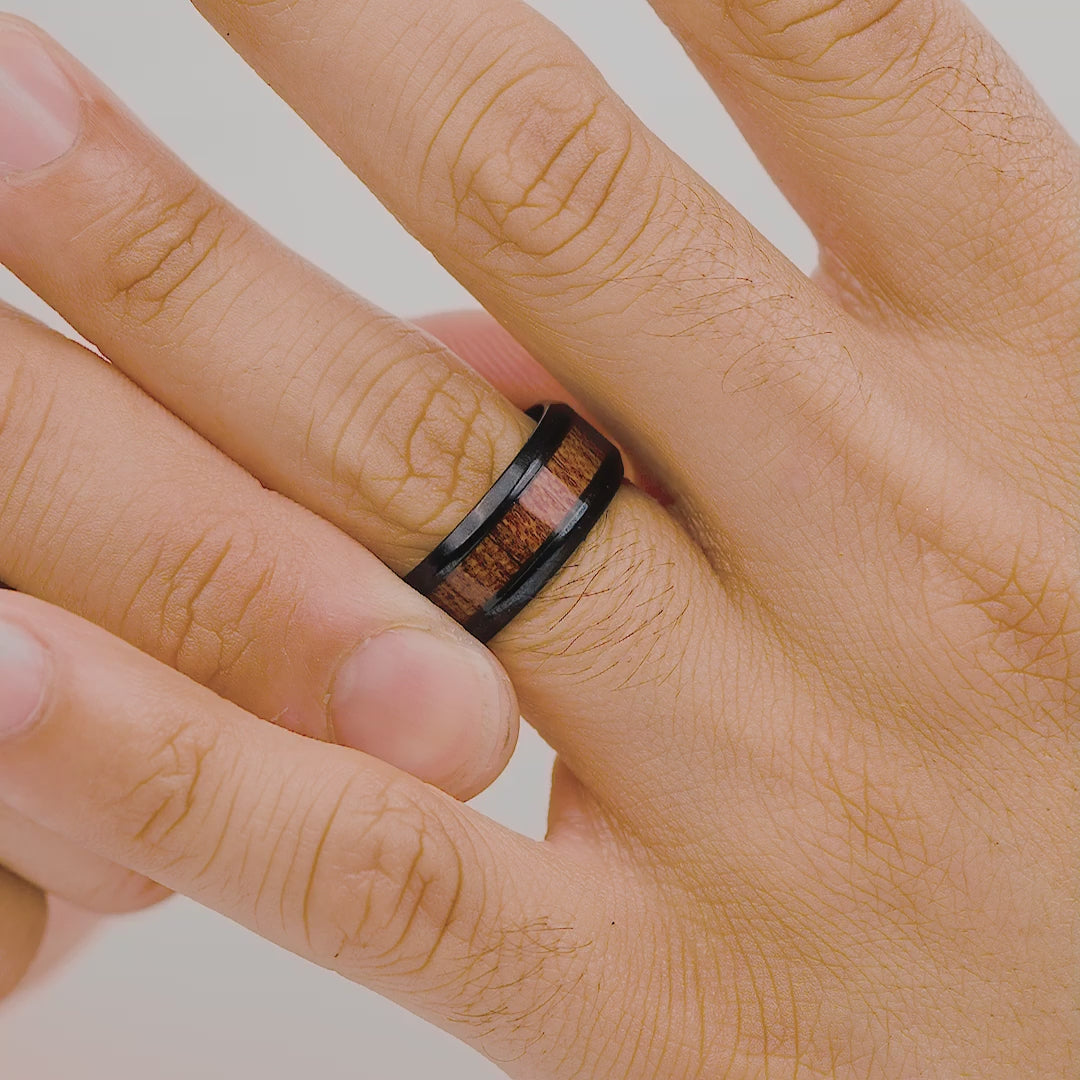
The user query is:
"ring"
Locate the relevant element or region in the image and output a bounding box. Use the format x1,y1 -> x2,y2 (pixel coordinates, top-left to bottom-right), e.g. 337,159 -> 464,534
405,403 -> 625,643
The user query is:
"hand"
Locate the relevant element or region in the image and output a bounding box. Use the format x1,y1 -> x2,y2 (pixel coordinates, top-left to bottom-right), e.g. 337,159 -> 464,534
0,304 -> 543,1003
0,3 -> 1075,1077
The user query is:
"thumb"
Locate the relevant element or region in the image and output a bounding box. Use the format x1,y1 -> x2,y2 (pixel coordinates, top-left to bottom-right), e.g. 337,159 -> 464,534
0,593 -> 611,1069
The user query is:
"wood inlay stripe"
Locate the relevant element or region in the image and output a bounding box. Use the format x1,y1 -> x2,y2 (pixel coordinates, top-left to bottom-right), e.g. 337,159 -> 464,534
428,422 -> 603,625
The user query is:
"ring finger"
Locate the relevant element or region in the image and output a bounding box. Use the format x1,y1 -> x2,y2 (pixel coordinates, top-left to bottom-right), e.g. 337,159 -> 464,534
186,0 -> 877,577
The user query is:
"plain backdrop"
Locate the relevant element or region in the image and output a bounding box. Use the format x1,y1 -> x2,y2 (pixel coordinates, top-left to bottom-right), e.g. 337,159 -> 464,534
0,1 -> 1076,1077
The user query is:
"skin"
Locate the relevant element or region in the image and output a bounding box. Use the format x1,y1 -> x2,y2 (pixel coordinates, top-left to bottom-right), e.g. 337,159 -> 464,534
0,0 -> 1076,1075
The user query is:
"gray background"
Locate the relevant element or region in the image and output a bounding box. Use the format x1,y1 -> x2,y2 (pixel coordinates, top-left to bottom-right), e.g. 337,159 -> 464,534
0,1 -> 1075,1076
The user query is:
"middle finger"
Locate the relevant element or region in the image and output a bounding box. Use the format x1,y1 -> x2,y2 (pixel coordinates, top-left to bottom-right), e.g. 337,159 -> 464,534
189,0 -> 875,572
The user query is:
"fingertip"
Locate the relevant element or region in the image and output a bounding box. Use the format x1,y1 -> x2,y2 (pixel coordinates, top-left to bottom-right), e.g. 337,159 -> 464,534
328,626 -> 519,801
0,15 -> 84,180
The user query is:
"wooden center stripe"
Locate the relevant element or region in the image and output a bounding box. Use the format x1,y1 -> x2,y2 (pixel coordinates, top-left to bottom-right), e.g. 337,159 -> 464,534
429,420 -> 606,625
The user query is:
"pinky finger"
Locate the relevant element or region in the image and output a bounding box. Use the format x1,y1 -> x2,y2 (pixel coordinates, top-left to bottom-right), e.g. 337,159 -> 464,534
0,864 -> 46,1000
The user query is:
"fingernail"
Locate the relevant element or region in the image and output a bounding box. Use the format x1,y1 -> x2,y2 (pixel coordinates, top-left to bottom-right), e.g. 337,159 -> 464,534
329,629 -> 513,787
0,25 -> 81,177
0,620 -> 49,739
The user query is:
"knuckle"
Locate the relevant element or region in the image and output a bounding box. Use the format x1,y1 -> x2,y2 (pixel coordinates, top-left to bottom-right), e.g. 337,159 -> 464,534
971,545 -> 1079,722
723,0 -> 923,70
110,713 -> 223,860
435,52 -> 649,271
297,778 -> 475,978
928,498 -> 1080,735
322,326 -> 527,564
123,513 -> 283,693
102,177 -> 240,332
272,778 -> 596,1046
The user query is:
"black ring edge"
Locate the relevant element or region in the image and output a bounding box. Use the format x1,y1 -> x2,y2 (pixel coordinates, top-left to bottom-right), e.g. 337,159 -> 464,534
463,439 -> 625,643
403,403 -> 574,595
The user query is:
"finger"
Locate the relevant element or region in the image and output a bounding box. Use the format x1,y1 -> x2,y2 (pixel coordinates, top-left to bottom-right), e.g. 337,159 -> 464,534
165,5 -> 1077,700
418,311 -> 570,417
0,307 -> 517,801
0,595 -> 625,1072
20,895 -> 99,991
0,864 -> 46,1001
0,20 -> 732,807
419,310 -> 672,503
0,800 -> 169,914
649,0 -> 1080,348
170,1 -> 875,557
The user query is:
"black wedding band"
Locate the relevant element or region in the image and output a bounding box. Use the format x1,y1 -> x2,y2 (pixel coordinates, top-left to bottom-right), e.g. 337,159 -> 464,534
404,403 -> 624,643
